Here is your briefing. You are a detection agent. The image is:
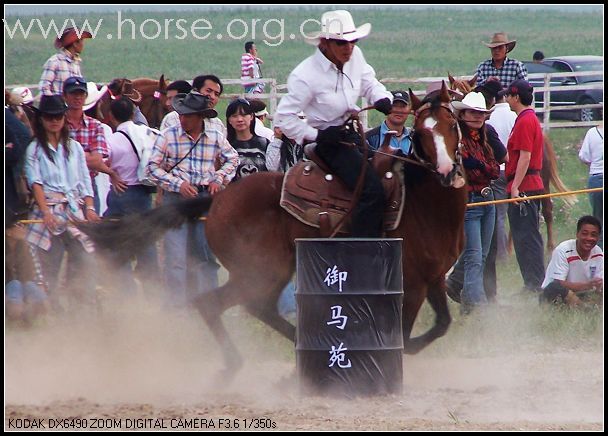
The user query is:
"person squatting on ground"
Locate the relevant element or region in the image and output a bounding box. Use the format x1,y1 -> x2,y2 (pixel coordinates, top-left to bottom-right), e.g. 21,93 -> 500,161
146,91 -> 239,309
274,9 -> 393,238
540,215 -> 603,307
24,95 -> 100,312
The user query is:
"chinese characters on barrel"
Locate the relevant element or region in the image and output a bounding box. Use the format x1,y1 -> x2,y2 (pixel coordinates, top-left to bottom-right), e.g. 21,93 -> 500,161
324,265 -> 351,368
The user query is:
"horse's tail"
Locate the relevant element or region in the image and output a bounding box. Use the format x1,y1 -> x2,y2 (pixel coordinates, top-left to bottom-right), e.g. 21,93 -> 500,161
75,196 -> 213,259
543,135 -> 577,206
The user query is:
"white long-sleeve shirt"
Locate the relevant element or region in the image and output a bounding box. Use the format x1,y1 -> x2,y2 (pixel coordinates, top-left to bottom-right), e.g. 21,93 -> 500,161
274,46 -> 392,145
578,126 -> 603,175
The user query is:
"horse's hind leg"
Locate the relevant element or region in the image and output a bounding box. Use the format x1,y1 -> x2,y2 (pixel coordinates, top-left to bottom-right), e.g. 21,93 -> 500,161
403,280 -> 451,354
541,197 -> 554,252
192,281 -> 246,376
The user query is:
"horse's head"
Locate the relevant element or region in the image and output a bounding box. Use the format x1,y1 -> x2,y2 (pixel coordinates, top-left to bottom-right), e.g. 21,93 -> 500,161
134,74 -> 169,129
408,81 -> 465,188
448,73 -> 477,99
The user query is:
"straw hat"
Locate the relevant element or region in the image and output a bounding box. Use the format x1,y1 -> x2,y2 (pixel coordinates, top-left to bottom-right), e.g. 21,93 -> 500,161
482,32 -> 516,53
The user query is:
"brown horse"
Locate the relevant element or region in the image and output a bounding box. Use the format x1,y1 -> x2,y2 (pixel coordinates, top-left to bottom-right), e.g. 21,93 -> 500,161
77,83 -> 466,372
96,75 -> 169,129
448,74 -> 575,252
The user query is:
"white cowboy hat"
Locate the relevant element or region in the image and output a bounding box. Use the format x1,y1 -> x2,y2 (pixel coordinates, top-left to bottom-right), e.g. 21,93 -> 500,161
83,82 -> 108,111
305,10 -> 371,45
451,92 -> 494,113
10,87 -> 34,105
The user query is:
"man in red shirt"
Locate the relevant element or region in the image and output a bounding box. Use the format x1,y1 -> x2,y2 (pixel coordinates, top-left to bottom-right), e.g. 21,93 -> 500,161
501,79 -> 545,292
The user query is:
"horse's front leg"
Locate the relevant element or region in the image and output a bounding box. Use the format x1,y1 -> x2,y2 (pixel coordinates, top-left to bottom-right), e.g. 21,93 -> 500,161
403,279 -> 451,354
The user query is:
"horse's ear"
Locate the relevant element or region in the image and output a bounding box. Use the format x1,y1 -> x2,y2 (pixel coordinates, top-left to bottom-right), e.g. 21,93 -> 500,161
159,74 -> 166,89
439,81 -> 450,103
448,72 -> 455,86
409,88 -> 421,111
468,75 -> 477,88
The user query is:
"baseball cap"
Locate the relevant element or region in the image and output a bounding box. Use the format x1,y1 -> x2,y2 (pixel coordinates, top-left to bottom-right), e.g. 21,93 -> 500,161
391,90 -> 410,104
498,79 -> 534,100
63,76 -> 88,94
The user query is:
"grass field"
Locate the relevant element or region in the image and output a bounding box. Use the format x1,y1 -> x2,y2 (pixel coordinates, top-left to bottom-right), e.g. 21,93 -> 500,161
5,6 -> 603,352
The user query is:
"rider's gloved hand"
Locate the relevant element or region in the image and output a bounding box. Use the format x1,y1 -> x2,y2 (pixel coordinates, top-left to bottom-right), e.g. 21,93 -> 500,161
316,126 -> 343,145
374,98 -> 393,115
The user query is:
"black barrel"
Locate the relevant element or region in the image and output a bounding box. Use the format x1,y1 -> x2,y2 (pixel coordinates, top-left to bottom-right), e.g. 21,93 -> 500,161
295,238 -> 403,397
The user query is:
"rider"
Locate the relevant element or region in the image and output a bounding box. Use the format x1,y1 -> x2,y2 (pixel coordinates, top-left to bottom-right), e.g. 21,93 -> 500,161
274,10 -> 393,237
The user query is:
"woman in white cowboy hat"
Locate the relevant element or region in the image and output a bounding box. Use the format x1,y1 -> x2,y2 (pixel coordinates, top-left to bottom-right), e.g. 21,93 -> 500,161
446,92 -> 501,313
274,9 -> 393,238
475,32 -> 528,88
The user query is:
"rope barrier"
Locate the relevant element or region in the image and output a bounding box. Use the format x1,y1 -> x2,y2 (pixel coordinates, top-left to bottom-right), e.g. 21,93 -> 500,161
466,187 -> 603,208
14,187 -> 603,224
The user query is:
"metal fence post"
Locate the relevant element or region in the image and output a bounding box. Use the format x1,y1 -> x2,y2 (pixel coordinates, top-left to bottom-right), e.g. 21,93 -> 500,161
543,74 -> 551,132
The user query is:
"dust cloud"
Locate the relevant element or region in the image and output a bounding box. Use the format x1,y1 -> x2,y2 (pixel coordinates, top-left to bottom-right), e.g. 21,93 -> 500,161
5,288 -> 604,431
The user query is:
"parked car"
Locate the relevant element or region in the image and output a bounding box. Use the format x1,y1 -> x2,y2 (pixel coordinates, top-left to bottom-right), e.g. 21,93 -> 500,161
523,55 -> 603,121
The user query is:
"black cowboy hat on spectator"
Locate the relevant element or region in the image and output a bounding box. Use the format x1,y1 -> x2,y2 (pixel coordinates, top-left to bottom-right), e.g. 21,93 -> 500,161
172,92 -> 218,117
166,80 -> 192,94
391,90 -> 410,104
497,79 -> 534,101
63,76 -> 88,94
54,27 -> 92,49
33,95 -> 69,115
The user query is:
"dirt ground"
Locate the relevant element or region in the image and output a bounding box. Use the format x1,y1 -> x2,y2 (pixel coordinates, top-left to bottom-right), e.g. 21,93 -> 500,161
4,303 -> 604,431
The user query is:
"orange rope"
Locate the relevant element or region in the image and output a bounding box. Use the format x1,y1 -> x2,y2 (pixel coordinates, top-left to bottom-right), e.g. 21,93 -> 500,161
466,187 -> 603,208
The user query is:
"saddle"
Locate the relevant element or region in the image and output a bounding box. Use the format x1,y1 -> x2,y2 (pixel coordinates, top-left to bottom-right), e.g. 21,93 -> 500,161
280,144 -> 405,237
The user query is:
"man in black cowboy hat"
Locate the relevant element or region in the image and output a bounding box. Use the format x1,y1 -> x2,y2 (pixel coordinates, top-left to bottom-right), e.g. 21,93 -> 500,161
146,91 -> 239,309
475,32 -> 528,88
39,27 -> 93,96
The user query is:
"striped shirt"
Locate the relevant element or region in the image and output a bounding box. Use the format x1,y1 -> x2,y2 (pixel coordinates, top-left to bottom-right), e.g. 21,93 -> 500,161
146,124 -> 239,192
24,138 -> 94,250
241,53 -> 259,87
39,49 -> 83,96
475,57 -> 528,88
542,239 -> 603,289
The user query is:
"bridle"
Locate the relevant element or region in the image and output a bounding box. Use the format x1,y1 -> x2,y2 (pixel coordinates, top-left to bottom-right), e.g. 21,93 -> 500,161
407,100 -> 465,187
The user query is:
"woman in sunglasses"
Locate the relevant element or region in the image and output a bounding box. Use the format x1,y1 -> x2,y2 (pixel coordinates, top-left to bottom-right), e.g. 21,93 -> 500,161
23,94 -> 99,312
274,10 -> 393,237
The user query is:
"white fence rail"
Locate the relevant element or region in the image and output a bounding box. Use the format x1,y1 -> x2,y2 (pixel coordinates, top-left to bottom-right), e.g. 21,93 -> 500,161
7,71 -> 602,131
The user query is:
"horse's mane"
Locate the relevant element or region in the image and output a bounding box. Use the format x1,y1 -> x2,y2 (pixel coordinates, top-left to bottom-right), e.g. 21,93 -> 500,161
131,78 -> 160,87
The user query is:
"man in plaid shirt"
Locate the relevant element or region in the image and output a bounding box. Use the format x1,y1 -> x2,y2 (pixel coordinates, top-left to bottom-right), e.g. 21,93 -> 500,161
63,76 -> 126,212
39,27 -> 92,96
146,92 -> 239,309
475,32 -> 528,88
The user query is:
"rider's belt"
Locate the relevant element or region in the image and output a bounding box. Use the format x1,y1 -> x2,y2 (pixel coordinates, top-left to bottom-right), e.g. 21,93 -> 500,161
506,169 -> 540,182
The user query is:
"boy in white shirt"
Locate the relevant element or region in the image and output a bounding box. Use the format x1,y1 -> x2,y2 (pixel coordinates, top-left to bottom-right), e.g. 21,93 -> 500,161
540,215 -> 603,306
